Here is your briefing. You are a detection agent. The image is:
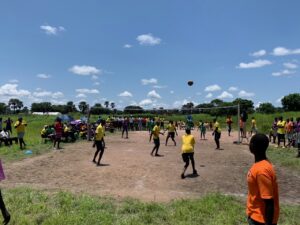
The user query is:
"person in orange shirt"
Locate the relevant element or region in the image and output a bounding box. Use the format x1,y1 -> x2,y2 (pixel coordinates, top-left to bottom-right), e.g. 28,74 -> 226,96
285,118 -> 294,148
247,134 -> 279,225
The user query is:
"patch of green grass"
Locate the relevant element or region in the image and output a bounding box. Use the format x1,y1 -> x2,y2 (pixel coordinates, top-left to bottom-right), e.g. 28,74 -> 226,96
2,188 -> 300,225
268,147 -> 300,172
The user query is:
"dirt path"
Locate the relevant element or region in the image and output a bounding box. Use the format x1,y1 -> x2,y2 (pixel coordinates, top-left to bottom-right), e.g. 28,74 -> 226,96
2,131 -> 300,203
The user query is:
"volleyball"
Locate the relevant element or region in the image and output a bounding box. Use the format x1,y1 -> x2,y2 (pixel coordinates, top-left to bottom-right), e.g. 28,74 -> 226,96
187,80 -> 194,86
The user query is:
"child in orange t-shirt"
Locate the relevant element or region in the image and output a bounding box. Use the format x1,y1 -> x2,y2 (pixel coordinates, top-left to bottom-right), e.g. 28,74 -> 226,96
247,134 -> 279,225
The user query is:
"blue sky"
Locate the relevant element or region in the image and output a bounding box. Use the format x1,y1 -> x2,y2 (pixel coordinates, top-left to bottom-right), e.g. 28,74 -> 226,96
0,0 -> 299,109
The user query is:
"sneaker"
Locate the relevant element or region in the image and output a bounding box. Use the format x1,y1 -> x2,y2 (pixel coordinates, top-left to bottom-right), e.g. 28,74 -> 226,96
193,170 -> 198,175
181,173 -> 185,179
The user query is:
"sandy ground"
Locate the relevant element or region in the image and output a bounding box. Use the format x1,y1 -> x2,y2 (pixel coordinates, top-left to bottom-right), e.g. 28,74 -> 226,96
2,130 -> 300,204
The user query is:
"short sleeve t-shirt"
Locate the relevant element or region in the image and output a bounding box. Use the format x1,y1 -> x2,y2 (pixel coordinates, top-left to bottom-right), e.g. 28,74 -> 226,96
167,124 -> 175,132
95,124 -> 104,141
277,121 -> 286,134
152,125 -> 160,139
251,119 -> 256,128
14,121 -> 26,133
247,160 -> 279,224
214,122 -> 221,133
181,134 -> 195,153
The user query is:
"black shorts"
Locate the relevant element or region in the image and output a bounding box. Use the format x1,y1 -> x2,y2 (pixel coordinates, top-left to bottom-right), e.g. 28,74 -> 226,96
182,152 -> 194,163
277,133 -> 285,140
95,140 -> 104,151
154,138 -> 160,146
168,132 -> 175,138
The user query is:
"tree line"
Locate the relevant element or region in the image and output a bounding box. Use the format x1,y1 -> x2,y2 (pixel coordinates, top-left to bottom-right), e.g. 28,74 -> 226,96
0,93 -> 299,115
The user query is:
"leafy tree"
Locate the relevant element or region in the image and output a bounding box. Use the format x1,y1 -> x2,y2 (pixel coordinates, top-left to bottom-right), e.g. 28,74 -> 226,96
78,101 -> 88,114
256,103 -> 276,114
281,93 -> 300,111
8,98 -> 23,113
66,101 -> 77,113
0,103 -> 7,114
110,102 -> 115,109
90,103 -> 111,115
104,101 -> 109,108
31,102 -> 52,112
232,98 -> 254,114
124,105 -> 144,114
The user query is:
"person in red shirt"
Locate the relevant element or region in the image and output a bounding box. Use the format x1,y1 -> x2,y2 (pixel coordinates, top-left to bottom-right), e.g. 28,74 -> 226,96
54,117 -> 63,150
247,134 -> 279,225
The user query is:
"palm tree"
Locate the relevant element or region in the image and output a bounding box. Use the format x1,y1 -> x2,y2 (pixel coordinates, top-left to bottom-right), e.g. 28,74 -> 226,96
78,101 -> 88,114
104,101 -> 109,108
110,102 -> 115,109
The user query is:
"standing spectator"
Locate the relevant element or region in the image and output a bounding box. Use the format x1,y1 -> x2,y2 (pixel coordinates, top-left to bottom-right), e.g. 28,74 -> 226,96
247,134 -> 279,225
226,115 -> 233,136
250,117 -> 257,136
271,118 -> 278,144
276,116 -> 286,148
53,118 -> 63,150
296,117 -> 300,158
122,117 -> 129,139
213,119 -> 221,150
181,128 -> 197,179
285,118 -> 294,148
0,157 -> 10,224
0,118 -> 2,131
4,118 -> 13,135
198,120 -> 206,140
14,117 -> 27,149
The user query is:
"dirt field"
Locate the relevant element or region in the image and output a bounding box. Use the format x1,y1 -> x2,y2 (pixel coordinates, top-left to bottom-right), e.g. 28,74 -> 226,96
2,130 -> 300,204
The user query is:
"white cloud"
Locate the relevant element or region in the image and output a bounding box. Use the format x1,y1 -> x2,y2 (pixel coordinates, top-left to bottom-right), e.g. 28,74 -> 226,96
37,73 -> 51,79
170,90 -> 174,94
276,96 -> 283,103
0,84 -> 31,97
238,90 -> 255,98
217,91 -> 233,99
69,65 -> 101,76
283,62 -> 298,69
40,25 -> 65,35
228,86 -> 238,92
124,44 -> 132,48
139,99 -> 153,106
33,91 -> 52,97
52,92 -> 64,99
153,85 -> 167,89
8,79 -> 19,83
147,90 -> 161,99
205,93 -> 213,98
204,84 -> 221,92
272,47 -> 300,56
250,49 -> 266,57
272,69 -> 296,77
76,88 -> 99,94
236,59 -> 272,69
94,82 -> 100,86
141,78 -> 158,85
32,90 -> 64,99
136,33 -> 161,46
76,93 -> 87,98
91,75 -> 98,80
119,91 -> 133,97
51,99 -> 67,105
196,92 -> 201,95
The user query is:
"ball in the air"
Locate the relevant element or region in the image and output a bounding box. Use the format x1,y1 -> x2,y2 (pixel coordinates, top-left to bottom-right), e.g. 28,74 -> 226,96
187,80 -> 194,86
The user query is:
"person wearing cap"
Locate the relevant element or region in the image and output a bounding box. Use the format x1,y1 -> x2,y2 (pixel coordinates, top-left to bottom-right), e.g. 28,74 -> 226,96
14,117 -> 27,149
181,128 -> 197,179
247,134 -> 279,225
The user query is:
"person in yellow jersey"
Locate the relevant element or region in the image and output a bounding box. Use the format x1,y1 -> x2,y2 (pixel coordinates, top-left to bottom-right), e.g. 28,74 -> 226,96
181,128 -> 198,179
250,117 -> 258,137
276,116 -> 286,148
149,122 -> 164,156
212,118 -> 221,150
92,120 -> 106,166
165,120 -> 178,146
14,117 -> 27,149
